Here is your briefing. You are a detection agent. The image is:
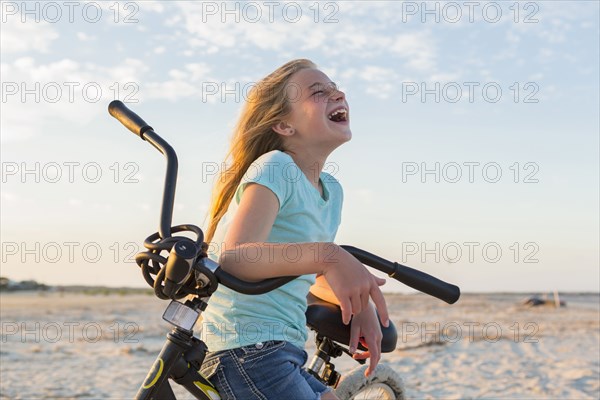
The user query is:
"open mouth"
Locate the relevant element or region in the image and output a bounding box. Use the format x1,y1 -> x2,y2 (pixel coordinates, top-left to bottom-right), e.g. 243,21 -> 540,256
327,107 -> 348,123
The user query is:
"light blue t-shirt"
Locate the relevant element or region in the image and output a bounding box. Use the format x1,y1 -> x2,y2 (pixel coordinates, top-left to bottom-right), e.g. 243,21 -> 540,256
201,150 -> 343,351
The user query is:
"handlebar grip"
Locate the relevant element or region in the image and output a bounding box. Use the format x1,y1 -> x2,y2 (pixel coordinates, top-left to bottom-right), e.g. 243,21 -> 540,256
108,100 -> 153,139
164,240 -> 197,298
340,245 -> 460,304
389,262 -> 460,304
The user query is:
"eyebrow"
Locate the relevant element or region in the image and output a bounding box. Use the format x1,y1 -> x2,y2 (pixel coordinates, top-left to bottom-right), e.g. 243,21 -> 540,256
308,81 -> 337,90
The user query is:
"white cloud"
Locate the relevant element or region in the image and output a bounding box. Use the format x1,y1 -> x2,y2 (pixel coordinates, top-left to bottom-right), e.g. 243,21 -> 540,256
1,57 -> 148,142
529,73 -> 544,81
76,32 -> 96,42
143,1 -> 165,14
390,32 -> 436,71
359,66 -> 399,99
144,79 -> 199,102
1,15 -> 59,54
185,63 -> 212,82
506,30 -> 520,44
428,72 -> 461,82
171,1 -> 438,71
144,62 -> 214,101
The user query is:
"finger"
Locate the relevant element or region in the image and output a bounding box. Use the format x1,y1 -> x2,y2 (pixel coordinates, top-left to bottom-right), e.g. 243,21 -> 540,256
339,297 -> 352,325
366,338 -> 381,377
360,292 -> 369,314
375,276 -> 386,286
370,287 -> 390,328
350,293 -> 362,317
352,351 -> 370,360
349,322 -> 361,354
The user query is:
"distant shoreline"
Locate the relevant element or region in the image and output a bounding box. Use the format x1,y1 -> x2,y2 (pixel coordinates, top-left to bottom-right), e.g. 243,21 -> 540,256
1,288 -> 598,297
2,276 -> 598,296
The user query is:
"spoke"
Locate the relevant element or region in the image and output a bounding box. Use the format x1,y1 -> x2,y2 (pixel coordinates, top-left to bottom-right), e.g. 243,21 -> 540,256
352,383 -> 396,400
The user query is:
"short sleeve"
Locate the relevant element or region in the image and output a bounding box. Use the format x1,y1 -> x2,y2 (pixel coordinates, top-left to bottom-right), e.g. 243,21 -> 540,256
322,171 -> 343,227
234,151 -> 292,211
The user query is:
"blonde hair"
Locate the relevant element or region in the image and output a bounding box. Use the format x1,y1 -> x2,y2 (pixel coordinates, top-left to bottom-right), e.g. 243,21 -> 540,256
205,59 -> 317,243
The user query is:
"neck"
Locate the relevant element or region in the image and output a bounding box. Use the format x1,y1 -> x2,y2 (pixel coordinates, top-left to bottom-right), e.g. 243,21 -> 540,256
283,148 -> 329,188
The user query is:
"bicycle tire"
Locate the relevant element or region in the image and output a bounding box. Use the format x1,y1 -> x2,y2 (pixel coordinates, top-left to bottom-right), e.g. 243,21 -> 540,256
334,364 -> 405,400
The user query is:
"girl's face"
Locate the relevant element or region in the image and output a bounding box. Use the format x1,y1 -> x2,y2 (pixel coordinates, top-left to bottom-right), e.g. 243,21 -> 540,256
282,68 -> 351,153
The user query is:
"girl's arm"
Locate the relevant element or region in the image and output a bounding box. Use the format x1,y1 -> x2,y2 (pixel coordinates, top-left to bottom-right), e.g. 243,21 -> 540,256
310,275 -> 340,305
219,183 -> 389,326
218,183 -> 340,279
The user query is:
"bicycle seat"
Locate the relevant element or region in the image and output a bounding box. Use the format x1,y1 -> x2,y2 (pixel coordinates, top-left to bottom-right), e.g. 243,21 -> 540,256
305,293 -> 398,353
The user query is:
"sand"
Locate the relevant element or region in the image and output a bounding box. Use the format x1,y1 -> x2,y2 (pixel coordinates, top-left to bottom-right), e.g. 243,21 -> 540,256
1,291 -> 598,399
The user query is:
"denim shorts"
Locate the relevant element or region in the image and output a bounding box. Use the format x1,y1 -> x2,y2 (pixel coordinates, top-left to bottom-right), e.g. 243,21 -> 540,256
199,340 -> 332,399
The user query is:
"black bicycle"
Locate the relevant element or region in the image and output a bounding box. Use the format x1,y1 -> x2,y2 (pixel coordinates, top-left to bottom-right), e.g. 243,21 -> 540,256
108,100 -> 460,400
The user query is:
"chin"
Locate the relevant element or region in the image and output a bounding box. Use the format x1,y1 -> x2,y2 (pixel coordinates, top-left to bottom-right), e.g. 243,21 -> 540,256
341,128 -> 352,142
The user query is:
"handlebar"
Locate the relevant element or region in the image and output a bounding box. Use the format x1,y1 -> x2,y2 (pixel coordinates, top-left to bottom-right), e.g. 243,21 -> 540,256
201,248 -> 459,304
109,101 -> 460,305
108,100 -> 153,138
198,256 -> 303,296
340,246 -> 460,304
109,100 -> 177,239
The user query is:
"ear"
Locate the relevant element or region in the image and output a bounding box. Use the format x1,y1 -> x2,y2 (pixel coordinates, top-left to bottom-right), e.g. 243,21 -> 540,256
271,121 -> 295,137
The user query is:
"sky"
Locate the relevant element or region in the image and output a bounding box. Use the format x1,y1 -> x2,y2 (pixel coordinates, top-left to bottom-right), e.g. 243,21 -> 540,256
1,1 -> 598,293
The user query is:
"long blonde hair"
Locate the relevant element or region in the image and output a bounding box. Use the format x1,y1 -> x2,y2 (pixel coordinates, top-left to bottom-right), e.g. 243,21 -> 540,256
205,59 -> 317,243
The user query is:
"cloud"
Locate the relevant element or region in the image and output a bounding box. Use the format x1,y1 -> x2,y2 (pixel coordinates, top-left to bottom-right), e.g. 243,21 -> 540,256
0,14 -> 59,54
164,1 -> 439,101
144,62 -> 215,101
390,32 -> 436,71
171,1 -> 439,73
141,1 -> 165,14
76,32 -> 96,42
1,57 -> 148,142
359,66 -> 399,99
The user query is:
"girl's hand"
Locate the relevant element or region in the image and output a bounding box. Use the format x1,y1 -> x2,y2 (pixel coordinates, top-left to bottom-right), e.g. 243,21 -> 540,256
349,303 -> 384,377
321,247 -> 389,327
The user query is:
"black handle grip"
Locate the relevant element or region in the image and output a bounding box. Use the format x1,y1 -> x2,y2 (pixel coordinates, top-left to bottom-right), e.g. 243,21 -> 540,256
164,240 -> 197,298
389,262 -> 460,304
340,245 -> 460,304
108,100 -> 153,139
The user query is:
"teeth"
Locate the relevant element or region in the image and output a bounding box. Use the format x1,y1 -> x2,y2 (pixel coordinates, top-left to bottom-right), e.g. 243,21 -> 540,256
328,108 -> 347,120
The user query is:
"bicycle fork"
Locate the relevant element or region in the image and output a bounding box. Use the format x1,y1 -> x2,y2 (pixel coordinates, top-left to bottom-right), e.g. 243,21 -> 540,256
135,306 -> 220,400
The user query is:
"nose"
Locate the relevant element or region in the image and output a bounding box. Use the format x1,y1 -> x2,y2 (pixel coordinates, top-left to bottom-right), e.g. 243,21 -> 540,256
329,87 -> 345,102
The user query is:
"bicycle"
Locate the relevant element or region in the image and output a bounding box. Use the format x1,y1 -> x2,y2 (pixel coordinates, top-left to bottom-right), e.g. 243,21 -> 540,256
108,100 -> 461,400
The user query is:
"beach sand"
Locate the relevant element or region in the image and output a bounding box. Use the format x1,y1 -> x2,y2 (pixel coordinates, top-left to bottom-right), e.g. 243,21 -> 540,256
1,292 -> 598,399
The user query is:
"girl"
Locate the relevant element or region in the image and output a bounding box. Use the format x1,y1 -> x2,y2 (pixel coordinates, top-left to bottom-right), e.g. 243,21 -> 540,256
200,59 -> 389,400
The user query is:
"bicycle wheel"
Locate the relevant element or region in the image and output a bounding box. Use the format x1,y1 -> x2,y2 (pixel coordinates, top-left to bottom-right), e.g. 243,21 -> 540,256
334,364 -> 405,400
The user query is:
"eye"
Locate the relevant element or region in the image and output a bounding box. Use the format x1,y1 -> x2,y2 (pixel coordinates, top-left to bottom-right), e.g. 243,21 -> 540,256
312,90 -> 324,96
